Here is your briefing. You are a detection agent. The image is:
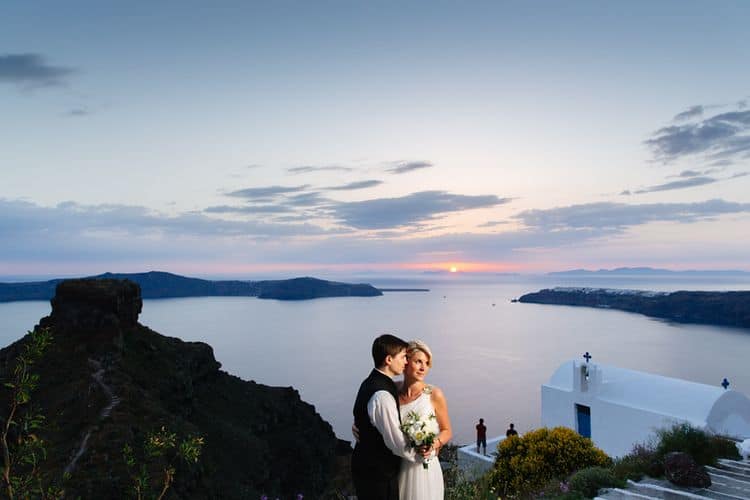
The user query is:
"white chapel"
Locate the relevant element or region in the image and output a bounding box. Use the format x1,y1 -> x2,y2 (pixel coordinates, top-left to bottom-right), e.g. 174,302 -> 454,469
542,356 -> 750,457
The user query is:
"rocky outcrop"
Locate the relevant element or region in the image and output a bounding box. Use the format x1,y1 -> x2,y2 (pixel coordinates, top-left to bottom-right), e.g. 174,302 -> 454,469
42,278 -> 142,333
664,452 -> 711,488
0,278 -> 339,499
518,288 -> 750,329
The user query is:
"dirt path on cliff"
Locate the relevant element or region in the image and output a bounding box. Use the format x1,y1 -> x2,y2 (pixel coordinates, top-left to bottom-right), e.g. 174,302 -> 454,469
63,358 -> 121,475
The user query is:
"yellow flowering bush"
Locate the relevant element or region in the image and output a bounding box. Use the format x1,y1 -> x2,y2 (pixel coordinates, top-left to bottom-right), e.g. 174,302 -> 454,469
488,427 -> 611,498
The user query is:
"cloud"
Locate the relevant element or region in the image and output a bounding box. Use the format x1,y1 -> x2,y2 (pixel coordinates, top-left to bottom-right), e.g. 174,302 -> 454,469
332,190 -> 511,230
325,180 -> 383,191
674,169 -> 705,178
673,105 -> 704,122
632,176 -> 718,194
213,188 -> 335,218
0,198 -> 355,267
3,198 -> 750,271
478,220 -> 510,228
287,165 -> 354,174
646,108 -> 750,164
285,192 -> 332,207
385,161 -> 433,174
515,199 -> 750,231
710,159 -> 734,167
624,170 -> 747,195
0,199 -> 333,243
64,108 -> 89,117
0,53 -> 76,88
194,199 -> 750,265
204,205 -> 293,214
225,185 -> 310,199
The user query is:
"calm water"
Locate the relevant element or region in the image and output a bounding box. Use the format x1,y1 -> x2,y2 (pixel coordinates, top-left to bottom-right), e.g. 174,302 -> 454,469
2,279 -> 749,445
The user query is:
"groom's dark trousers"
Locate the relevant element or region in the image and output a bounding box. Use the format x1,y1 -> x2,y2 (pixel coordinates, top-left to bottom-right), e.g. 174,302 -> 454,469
351,369 -> 402,500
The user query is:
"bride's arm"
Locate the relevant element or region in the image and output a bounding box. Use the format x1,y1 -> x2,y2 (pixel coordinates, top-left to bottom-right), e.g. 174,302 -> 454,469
431,386 -> 453,455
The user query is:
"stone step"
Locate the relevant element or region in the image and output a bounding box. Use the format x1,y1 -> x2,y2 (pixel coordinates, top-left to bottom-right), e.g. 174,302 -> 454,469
693,490 -> 749,500
707,465 -> 750,482
626,479 -> 713,499
602,459 -> 750,500
718,459 -> 750,474
704,470 -> 750,499
596,487 -> 660,499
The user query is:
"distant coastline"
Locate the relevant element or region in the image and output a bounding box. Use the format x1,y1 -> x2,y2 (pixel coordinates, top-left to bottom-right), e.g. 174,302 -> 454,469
518,287 -> 750,330
546,267 -> 750,280
377,288 -> 430,292
0,271 -> 384,302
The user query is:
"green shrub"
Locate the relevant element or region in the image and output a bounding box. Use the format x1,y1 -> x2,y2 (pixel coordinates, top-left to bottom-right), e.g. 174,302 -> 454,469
552,493 -> 585,500
487,427 -> 611,498
568,466 -> 624,498
655,422 -> 739,466
444,473 -> 494,500
1,328 -> 64,500
710,434 -> 741,461
443,461 -> 494,500
537,479 -> 584,499
612,443 -> 663,481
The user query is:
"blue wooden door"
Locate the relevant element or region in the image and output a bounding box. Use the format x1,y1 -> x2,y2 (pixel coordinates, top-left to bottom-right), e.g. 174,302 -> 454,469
576,404 -> 591,438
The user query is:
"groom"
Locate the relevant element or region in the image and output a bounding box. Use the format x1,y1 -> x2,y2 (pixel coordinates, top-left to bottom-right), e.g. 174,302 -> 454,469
351,334 -> 414,500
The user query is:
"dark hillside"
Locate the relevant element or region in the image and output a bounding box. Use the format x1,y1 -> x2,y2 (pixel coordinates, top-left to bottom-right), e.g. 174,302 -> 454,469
0,278 -> 341,498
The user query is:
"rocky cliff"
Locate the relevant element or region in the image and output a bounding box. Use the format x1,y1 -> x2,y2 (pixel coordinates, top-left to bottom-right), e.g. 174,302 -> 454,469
518,287 -> 750,329
0,278 -> 342,498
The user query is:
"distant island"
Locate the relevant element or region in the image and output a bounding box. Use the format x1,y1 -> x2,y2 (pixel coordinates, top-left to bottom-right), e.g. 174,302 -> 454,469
0,271 -> 384,302
548,267 -> 750,278
518,287 -> 750,329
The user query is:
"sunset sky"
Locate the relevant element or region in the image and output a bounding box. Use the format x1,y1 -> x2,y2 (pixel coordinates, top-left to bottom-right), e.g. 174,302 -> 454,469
2,1 -> 749,278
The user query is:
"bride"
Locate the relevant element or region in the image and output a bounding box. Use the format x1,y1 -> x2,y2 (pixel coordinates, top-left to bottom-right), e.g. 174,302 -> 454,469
398,340 -> 452,500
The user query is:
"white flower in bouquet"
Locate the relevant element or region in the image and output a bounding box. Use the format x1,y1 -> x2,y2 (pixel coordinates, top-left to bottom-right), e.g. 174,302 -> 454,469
400,410 -> 439,469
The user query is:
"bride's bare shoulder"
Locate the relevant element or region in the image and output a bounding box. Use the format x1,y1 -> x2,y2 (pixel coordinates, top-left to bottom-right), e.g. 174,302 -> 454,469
428,385 -> 446,401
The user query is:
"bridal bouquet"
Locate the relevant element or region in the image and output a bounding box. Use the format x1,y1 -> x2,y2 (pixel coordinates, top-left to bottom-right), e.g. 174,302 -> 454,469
400,410 -> 439,469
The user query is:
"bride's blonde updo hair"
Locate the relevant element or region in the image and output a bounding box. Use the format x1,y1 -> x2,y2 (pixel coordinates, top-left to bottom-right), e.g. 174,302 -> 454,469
407,339 -> 433,367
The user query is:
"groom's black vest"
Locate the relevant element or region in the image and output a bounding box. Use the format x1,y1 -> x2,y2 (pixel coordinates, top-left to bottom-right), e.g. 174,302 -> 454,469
351,369 -> 402,481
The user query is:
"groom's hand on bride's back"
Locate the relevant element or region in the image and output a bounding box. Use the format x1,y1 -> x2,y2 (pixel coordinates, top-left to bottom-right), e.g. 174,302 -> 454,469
352,422 -> 360,442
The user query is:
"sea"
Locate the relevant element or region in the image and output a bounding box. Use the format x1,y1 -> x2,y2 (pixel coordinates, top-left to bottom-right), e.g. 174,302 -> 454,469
1,275 -> 749,445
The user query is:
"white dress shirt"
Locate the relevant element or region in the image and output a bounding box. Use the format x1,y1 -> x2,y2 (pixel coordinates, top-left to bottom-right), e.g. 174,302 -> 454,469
367,389 -> 416,462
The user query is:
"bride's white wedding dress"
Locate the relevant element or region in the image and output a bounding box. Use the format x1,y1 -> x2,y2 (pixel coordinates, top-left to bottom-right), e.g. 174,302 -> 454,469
399,386 -> 444,500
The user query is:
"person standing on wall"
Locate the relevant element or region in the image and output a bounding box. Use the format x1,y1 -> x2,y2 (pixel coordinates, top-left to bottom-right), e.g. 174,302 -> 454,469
475,418 -> 487,455
506,422 -> 518,437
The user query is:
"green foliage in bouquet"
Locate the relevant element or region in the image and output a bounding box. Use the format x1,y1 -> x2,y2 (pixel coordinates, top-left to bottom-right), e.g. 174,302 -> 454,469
488,427 -> 610,498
